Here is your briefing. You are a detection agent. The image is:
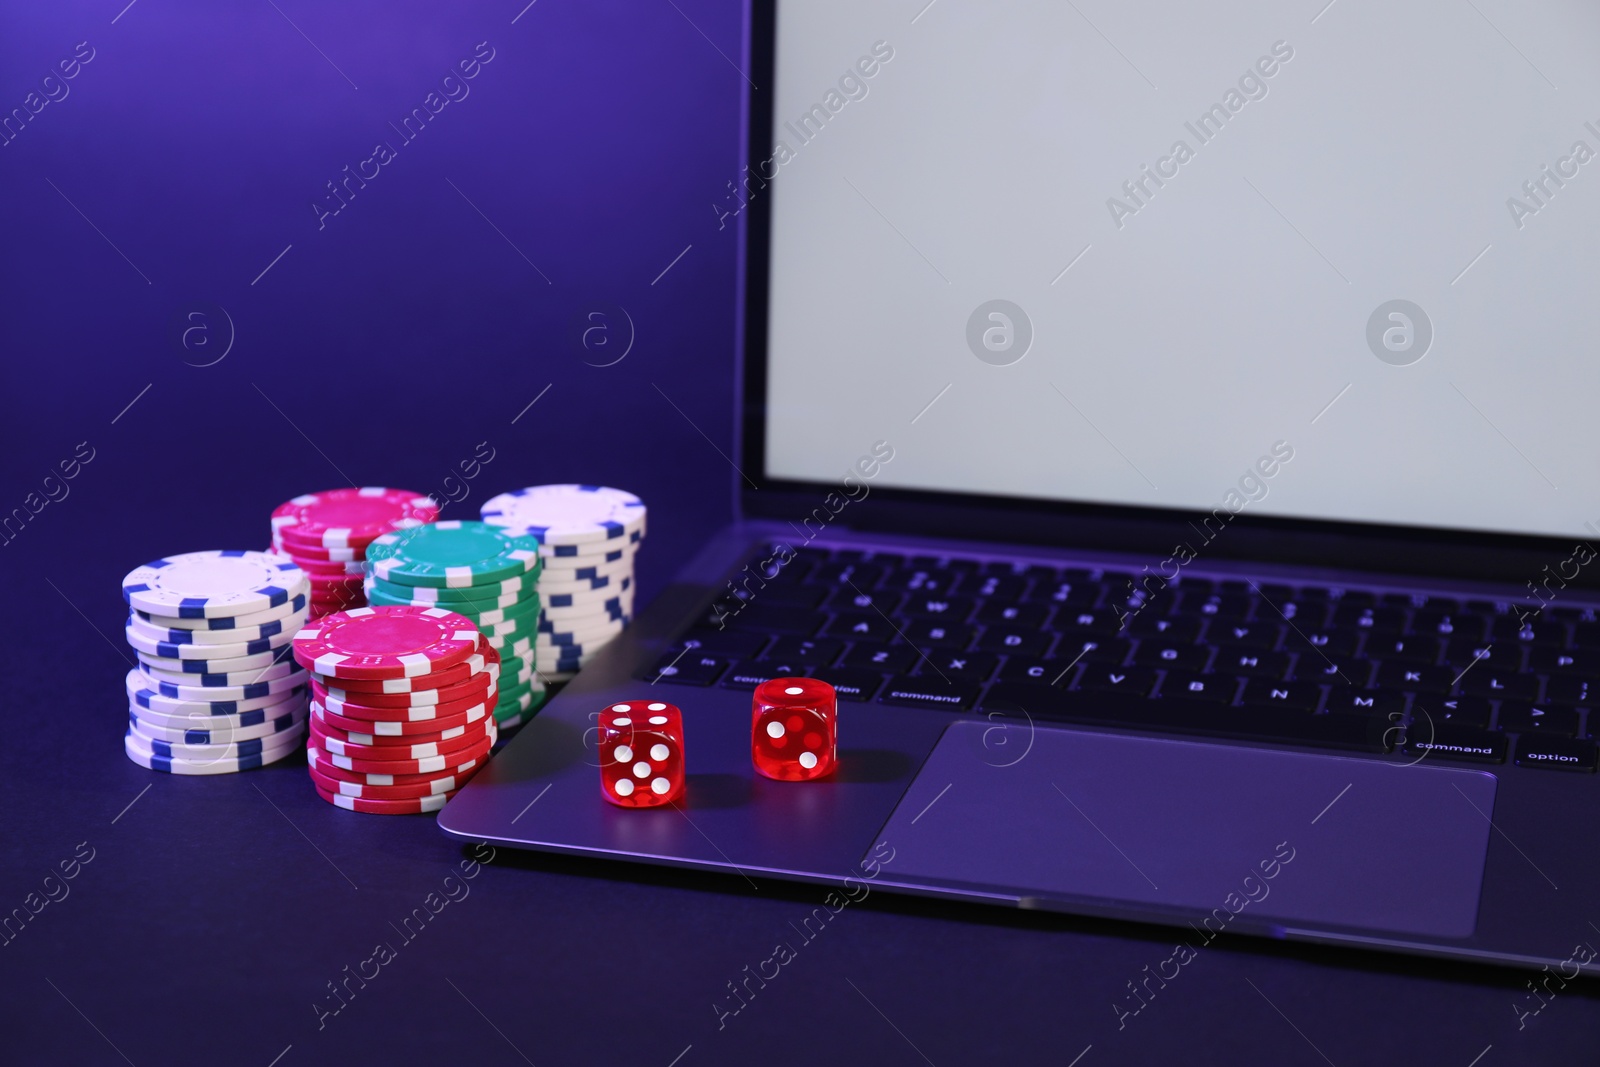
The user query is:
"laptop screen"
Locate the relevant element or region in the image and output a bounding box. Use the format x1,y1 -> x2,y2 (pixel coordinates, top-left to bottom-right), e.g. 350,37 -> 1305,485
759,0 -> 1600,541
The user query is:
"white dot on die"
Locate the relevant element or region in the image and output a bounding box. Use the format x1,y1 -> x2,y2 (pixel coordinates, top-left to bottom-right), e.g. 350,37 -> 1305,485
651,777 -> 671,794
611,717 -> 632,726
799,751 -> 819,769
766,721 -> 786,739
649,716 -> 668,725
647,702 -> 666,711
633,761 -> 651,778
614,745 -> 633,763
614,779 -> 635,796
650,743 -> 669,761
784,686 -> 803,695
612,704 -> 631,712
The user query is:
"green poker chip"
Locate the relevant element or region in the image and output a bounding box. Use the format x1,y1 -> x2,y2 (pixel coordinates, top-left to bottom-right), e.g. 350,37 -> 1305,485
365,571 -> 540,604
365,584 -> 541,625
366,521 -> 541,589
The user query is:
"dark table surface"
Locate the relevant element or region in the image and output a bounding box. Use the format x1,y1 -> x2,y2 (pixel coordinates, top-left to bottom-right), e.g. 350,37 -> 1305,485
2,2 -> 1596,1064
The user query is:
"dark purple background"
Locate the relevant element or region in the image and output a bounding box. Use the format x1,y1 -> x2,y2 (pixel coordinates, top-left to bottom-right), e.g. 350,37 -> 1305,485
0,2 -> 1593,1064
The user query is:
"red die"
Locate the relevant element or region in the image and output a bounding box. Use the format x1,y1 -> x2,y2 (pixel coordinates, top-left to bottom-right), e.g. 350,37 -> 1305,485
598,700 -> 685,808
751,677 -> 837,781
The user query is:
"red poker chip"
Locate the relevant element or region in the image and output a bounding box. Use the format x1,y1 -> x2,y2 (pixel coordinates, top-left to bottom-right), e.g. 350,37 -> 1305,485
292,606 -> 478,680
272,488 -> 438,550
308,736 -> 493,778
312,682 -> 497,719
308,763 -> 465,801
309,653 -> 493,694
271,537 -> 359,563
312,700 -> 490,736
312,780 -> 455,815
284,555 -> 364,577
307,743 -> 485,786
310,720 -> 492,762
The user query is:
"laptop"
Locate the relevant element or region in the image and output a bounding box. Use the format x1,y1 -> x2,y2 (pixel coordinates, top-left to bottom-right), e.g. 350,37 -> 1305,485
443,0 -> 1600,974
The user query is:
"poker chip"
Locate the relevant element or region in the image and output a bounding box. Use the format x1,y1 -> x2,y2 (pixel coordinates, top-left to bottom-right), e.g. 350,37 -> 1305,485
539,554 -> 635,585
312,781 -> 454,815
124,622 -> 295,661
308,743 -> 487,786
312,702 -> 489,740
366,521 -> 541,589
479,484 -> 645,547
309,716 -> 493,760
130,720 -> 307,761
135,593 -> 308,632
307,763 -> 462,800
123,551 -> 308,620
134,702 -> 308,741
291,606 -> 479,680
314,676 -> 496,714
135,667 -> 310,704
365,572 -> 539,604
138,656 -> 302,688
124,727 -> 302,774
268,488 -> 437,619
311,728 -> 495,775
127,608 -> 306,647
539,529 -> 643,560
127,671 -> 306,715
136,642 -> 297,675
364,581 -> 526,613
310,655 -> 493,695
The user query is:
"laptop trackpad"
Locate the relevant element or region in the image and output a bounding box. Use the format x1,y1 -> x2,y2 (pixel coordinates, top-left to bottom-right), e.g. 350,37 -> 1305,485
875,721 -> 1496,939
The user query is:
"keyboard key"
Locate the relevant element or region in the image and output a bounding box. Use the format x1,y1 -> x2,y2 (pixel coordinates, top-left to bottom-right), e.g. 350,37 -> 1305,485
901,595 -> 975,620
1187,593 -> 1253,620
999,656 -> 1074,686
1528,646 -> 1600,677
721,603 -> 823,635
1159,671 -> 1236,703
741,584 -> 827,609
1411,611 -> 1485,642
1570,622 -> 1600,648
809,666 -> 883,702
1490,617 -> 1566,645
1441,642 -> 1517,670
915,650 -> 997,681
1126,613 -> 1202,641
1457,672 -> 1538,700
978,684 -> 1392,752
1025,581 -> 1098,607
1235,681 -> 1324,713
1132,643 -> 1209,671
824,587 -> 904,615
823,613 -> 898,642
1416,695 -> 1491,729
1054,610 -> 1124,638
1544,676 -> 1599,706
976,626 -> 1050,656
1076,666 -> 1157,697
764,635 -> 844,664
1332,605 -> 1406,633
975,601 -> 1050,628
1208,621 -> 1281,650
968,573 -> 1028,601
1497,703 -> 1579,736
840,644 -> 918,673
1365,636 -> 1444,665
1404,724 -> 1507,764
902,620 -> 975,648
1515,734 -> 1598,772
644,651 -> 728,686
672,629 -> 769,659
1375,662 -> 1453,693
1288,655 -> 1372,688
1286,630 -> 1360,656
877,675 -> 979,711
1212,646 -> 1290,678
1325,688 -> 1405,717
884,568 -> 960,595
721,660 -> 813,690
1057,638 -> 1131,665
811,562 -> 886,588
1239,679 -> 1321,711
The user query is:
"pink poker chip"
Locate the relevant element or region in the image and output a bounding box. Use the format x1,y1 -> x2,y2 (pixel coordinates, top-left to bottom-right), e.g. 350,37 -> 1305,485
271,488 -> 438,550
291,605 -> 480,680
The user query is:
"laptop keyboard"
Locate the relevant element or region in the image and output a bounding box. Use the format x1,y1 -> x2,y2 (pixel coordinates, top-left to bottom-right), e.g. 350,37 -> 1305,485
641,544 -> 1599,772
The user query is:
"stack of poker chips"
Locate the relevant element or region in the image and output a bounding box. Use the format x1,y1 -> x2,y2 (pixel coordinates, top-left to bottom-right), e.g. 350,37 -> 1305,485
122,550 -> 311,773
361,520 -> 546,729
293,605 -> 500,814
269,487 -> 439,619
479,484 -> 645,682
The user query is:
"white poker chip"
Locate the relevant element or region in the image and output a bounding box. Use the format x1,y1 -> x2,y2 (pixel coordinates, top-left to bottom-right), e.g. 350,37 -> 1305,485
123,551 -> 309,620
124,727 -> 303,774
480,484 -> 645,547
128,708 -> 307,746
133,594 -> 308,632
